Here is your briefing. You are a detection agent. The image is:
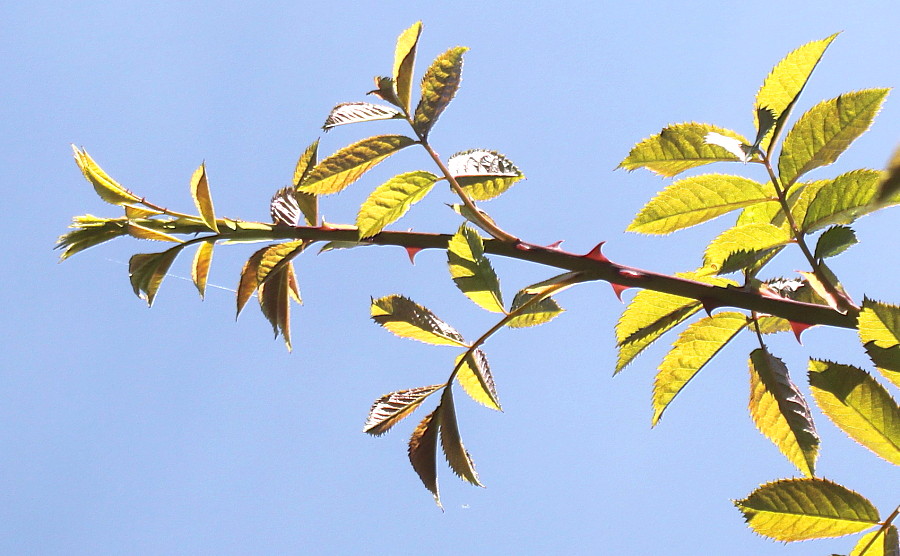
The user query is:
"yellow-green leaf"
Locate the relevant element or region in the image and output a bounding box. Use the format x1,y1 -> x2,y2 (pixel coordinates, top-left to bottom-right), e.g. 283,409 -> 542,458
627,174 -> 772,235
128,246 -> 183,307
393,21 -> 422,113
298,135 -> 416,195
801,169 -> 886,232
876,144 -> 900,204
851,525 -> 899,556
749,348 -> 819,477
413,47 -> 468,138
322,102 -> 403,131
447,224 -> 504,313
364,384 -> 444,437
652,312 -> 748,425
72,146 -> 142,206
439,387 -> 482,486
779,89 -> 890,187
236,245 -> 269,318
125,222 -> 183,243
189,162 -> 218,233
256,240 -> 306,289
455,349 -> 500,411
55,215 -> 129,261
618,123 -> 750,177
506,290 -> 563,329
408,407 -> 443,509
735,478 -> 879,542
191,240 -> 214,299
809,359 -> 900,465
258,263 -> 297,351
293,139 -> 319,187
371,295 -> 468,347
448,149 -> 525,201
357,171 -> 439,238
755,33 -> 839,154
701,223 -> 791,275
859,298 -> 900,389
814,225 -> 858,260
292,140 -> 320,225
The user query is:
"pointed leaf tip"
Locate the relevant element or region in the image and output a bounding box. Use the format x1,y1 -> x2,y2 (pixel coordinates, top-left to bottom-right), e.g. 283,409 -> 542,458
189,162 -> 218,232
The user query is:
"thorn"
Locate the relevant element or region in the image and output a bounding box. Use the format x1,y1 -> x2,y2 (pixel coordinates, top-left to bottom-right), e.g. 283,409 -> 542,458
789,321 -> 814,344
547,240 -> 564,249
405,246 -> 423,264
583,242 -> 608,262
611,283 -> 630,301
700,297 -> 724,316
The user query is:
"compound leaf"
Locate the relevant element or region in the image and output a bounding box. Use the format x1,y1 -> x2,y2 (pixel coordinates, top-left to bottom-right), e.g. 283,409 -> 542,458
357,171 -> 439,238
749,348 -> 819,477
413,47 -> 468,138
298,135 -> 416,195
628,174 -> 772,235
809,359 -> 900,465
701,223 -> 791,275
439,387 -> 482,486
189,162 -> 218,232
364,384 -> 443,436
371,295 -> 468,347
447,224 -> 504,313
652,312 -> 748,425
72,146 -> 142,206
618,123 -> 750,177
455,349 -> 500,411
735,478 -> 880,542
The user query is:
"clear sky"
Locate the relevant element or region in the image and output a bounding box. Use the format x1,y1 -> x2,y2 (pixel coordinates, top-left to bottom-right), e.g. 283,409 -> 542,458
4,1 -> 899,554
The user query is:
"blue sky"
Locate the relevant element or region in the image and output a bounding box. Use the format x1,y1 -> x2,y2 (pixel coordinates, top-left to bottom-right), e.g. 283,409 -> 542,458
4,2 -> 899,554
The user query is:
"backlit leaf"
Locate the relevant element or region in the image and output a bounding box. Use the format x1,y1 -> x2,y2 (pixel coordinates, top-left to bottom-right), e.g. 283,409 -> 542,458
191,240 -> 214,299
779,89 -> 890,187
356,171 -> 439,238
809,359 -> 900,465
618,123 -> 750,177
652,312 -> 748,425
439,388 -> 482,486
735,478 -> 879,542
323,102 -> 403,131
409,407 -> 442,508
755,33 -> 839,154
455,349 -> 500,411
258,263 -> 298,351
257,240 -> 306,287
413,46 -> 468,138
749,348 -> 819,477
393,21 -> 422,113
128,247 -> 183,307
364,384 -> 444,436
701,223 -> 791,275
448,149 -> 524,201
126,222 -> 183,243
371,295 -> 468,347
627,174 -> 772,235
293,139 -> 319,187
851,525 -> 899,556
369,76 -> 401,107
72,146 -> 142,206
447,224 -> 504,313
236,245 -> 269,318
801,169 -> 886,232
506,289 -> 564,329
55,215 -> 129,260
876,145 -> 900,204
298,135 -> 416,195
270,187 -> 303,227
189,162 -> 218,232
814,225 -> 857,260
859,298 -> 900,389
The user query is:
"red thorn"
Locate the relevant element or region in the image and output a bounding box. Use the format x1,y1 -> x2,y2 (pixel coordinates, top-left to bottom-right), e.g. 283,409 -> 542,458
789,321 -> 814,344
547,240 -> 564,249
611,283 -> 631,302
700,297 -> 724,316
584,242 -> 608,262
405,246 -> 423,264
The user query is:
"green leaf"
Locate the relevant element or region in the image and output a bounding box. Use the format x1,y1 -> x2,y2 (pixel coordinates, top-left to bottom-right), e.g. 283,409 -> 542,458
393,21 -> 422,114
859,298 -> 900,389
369,76 -> 401,108
652,312 -> 748,425
298,135 -> 416,195
363,384 -> 443,436
801,169 -> 886,232
779,89 -> 890,187
618,123 -> 750,177
356,171 -> 439,239
735,478 -> 880,542
615,273 -> 735,373
851,525 -> 899,556
506,289 -> 564,329
413,46 -> 468,138
455,349 -> 500,411
439,387 -> 482,486
408,407 -> 443,509
701,223 -> 791,275
371,295 -> 468,347
189,162 -> 218,233
809,359 -> 900,465
128,246 -> 183,307
293,139 -> 319,187
191,240 -> 214,299
322,102 -> 403,131
72,146 -> 143,206
876,145 -> 900,204
256,240 -> 306,288
447,224 -> 504,313
627,174 -> 772,235
125,222 -> 183,243
236,245 -> 269,318
755,33 -> 839,154
448,149 -> 525,201
814,225 -> 858,260
55,215 -> 129,261
749,348 -> 819,477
